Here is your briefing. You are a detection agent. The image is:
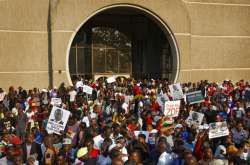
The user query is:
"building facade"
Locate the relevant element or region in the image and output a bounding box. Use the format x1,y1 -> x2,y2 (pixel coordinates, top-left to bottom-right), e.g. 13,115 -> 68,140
0,0 -> 250,89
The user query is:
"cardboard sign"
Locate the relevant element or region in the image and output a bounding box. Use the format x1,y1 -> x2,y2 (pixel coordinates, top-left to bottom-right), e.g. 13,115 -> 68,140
107,77 -> 116,83
50,98 -> 62,106
186,90 -> 204,104
46,106 -> 70,135
134,131 -> 149,143
186,111 -> 204,127
82,85 -> 93,95
76,80 -> 84,89
169,83 -> 184,100
209,121 -> 229,139
0,92 -> 5,101
148,129 -> 158,145
164,100 -> 181,118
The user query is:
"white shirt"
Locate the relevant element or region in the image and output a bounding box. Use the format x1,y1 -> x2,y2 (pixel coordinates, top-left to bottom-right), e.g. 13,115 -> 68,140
97,155 -> 112,165
157,152 -> 173,165
93,135 -> 104,150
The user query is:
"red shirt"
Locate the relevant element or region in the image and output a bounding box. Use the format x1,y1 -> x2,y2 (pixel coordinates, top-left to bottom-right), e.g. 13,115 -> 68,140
151,101 -> 160,112
89,149 -> 99,158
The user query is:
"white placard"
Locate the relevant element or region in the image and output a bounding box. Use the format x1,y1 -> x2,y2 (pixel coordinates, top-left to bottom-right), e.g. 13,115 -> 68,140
46,106 -> 70,135
209,121 -> 229,139
107,77 -> 116,83
134,131 -> 149,143
164,100 -> 181,118
50,98 -> 62,106
186,111 -> 204,127
82,85 -> 93,95
0,92 -> 5,101
169,83 -> 184,100
76,80 -> 84,89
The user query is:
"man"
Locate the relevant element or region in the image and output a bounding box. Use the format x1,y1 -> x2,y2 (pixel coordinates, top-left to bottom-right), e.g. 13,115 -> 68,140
16,103 -> 28,142
51,108 -> 64,125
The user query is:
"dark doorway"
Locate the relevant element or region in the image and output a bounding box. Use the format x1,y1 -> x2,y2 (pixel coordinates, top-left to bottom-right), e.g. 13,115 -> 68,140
69,7 -> 175,82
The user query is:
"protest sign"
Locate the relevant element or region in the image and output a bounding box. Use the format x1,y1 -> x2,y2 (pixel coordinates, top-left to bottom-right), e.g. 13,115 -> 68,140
0,92 -> 5,102
76,80 -> 84,89
82,85 -> 93,95
148,129 -> 158,145
134,131 -> 149,143
209,121 -> 229,139
46,106 -> 70,135
107,77 -> 116,83
186,90 -> 204,104
186,111 -> 204,127
169,83 -> 184,100
164,100 -> 181,118
50,98 -> 62,106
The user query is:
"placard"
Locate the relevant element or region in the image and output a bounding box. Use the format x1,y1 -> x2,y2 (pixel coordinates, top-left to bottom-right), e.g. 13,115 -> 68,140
107,77 -> 116,83
46,106 -> 70,135
209,121 -> 229,139
169,83 -> 184,100
186,111 -> 204,127
186,90 -> 204,104
134,131 -> 149,143
82,85 -> 93,95
0,92 -> 5,101
164,100 -> 181,118
50,98 -> 62,106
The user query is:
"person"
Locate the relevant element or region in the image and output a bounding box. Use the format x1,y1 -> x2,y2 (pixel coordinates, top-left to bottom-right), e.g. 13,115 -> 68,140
0,78 -> 250,165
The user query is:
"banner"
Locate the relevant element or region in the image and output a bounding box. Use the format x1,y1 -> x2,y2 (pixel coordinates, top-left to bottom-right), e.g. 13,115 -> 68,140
134,131 -> 149,143
169,83 -> 184,100
186,90 -> 204,104
209,121 -> 229,139
50,98 -> 62,106
46,106 -> 70,135
82,85 -> 93,95
186,111 -> 204,127
107,77 -> 116,83
164,100 -> 181,118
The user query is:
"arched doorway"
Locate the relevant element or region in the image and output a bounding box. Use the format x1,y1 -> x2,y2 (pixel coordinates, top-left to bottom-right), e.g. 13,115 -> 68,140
67,6 -> 180,83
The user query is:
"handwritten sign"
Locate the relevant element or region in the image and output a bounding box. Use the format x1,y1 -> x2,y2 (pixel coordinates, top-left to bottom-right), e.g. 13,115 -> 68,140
164,100 -> 181,118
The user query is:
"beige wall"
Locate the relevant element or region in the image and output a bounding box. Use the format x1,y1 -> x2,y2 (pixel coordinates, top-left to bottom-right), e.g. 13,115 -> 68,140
0,0 -> 249,90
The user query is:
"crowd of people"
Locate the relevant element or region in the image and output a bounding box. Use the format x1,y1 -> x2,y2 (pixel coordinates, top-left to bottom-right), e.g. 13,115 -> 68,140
0,78 -> 250,165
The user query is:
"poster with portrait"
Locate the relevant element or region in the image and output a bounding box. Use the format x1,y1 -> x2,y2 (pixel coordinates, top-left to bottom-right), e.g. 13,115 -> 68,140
148,129 -> 158,145
164,100 -> 181,118
46,106 -> 70,135
169,83 -> 184,100
50,98 -> 62,106
186,111 -> 204,127
209,121 -> 229,139
134,131 -> 149,143
186,90 -> 204,105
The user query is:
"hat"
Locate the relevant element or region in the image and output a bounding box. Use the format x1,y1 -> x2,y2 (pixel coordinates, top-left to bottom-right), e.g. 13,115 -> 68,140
175,124 -> 183,129
162,118 -> 174,127
77,147 -> 88,158
63,138 -> 72,145
227,145 -> 238,154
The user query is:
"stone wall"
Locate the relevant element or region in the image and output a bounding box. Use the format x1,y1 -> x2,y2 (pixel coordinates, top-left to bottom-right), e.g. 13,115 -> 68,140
0,0 -> 249,89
